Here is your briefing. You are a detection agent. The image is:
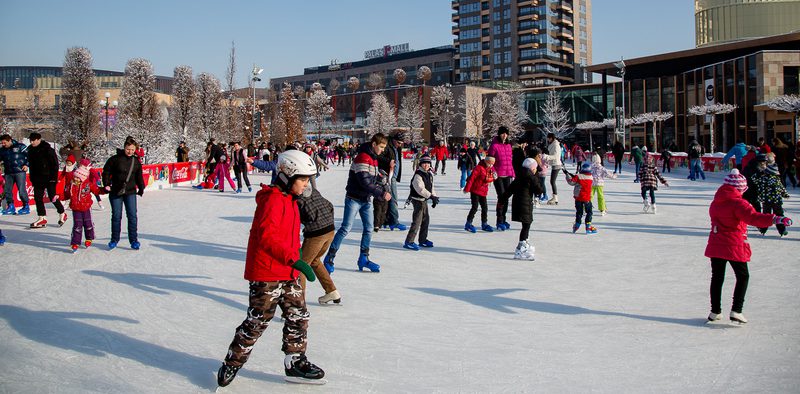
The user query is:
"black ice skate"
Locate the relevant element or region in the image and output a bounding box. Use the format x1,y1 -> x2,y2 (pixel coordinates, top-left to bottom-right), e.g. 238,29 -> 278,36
217,363 -> 241,387
284,354 -> 327,385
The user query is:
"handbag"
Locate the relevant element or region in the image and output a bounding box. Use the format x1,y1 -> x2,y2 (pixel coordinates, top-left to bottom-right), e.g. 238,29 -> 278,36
117,157 -> 136,196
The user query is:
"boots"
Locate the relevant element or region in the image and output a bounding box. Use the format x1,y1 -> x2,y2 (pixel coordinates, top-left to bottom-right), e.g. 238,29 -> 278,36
1,205 -> 16,215
58,212 -> 68,226
464,221 -> 477,233
30,216 -> 48,228
357,253 -> 380,272
17,204 -> 30,215
547,195 -> 559,205
217,364 -> 241,387
318,290 -> 341,305
481,222 -> 494,232
585,223 -> 598,234
513,240 -> 535,261
284,353 -> 326,384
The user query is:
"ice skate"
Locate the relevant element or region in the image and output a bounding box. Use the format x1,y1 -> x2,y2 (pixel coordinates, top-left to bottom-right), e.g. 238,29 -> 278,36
642,200 -> 651,213
0,232 -> 5,246
419,240 -> 434,248
131,241 -> 141,250
600,210 -> 607,216
30,216 -> 47,228
481,222 -> 494,232
730,312 -> 747,324
357,253 -> 380,272
389,223 -> 408,231
572,222 -> 581,233
318,290 -> 341,305
546,195 -> 559,205
707,312 -> 721,321
1,205 -> 16,215
217,363 -> 241,387
650,204 -> 657,214
464,221 -> 477,233
585,223 -> 597,234
403,241 -> 420,251
71,244 -> 79,253
513,241 -> 535,261
17,204 -> 30,215
58,212 -> 68,226
780,230 -> 789,237
85,240 -> 92,248
108,241 -> 118,250
284,354 -> 327,385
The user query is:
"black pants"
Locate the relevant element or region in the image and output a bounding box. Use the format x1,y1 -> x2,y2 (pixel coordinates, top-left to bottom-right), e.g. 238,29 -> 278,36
373,199 -> 389,229
574,200 -> 593,224
759,202 -> 785,234
710,258 -> 749,314
614,155 -> 623,173
33,181 -> 65,217
435,159 -> 446,174
233,166 -> 250,189
662,159 -> 671,173
493,177 -> 512,224
467,193 -> 488,224
519,222 -> 531,242
641,186 -> 656,204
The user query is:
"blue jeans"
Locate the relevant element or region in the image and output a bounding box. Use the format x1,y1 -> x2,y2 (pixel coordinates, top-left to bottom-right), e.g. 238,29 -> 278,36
634,162 -> 642,181
4,172 -> 29,205
330,197 -> 373,255
690,159 -> 705,180
109,193 -> 138,243
386,179 -> 399,226
460,168 -> 472,189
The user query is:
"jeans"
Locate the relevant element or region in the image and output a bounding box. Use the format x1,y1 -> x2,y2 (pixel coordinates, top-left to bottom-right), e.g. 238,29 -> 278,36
633,162 -> 642,181
386,178 -> 399,226
550,168 -> 560,195
4,172 -> 29,205
330,197 -> 373,255
690,159 -> 705,180
662,159 -> 671,173
109,193 -> 138,244
460,168 -> 472,189
233,166 -> 250,189
710,258 -> 749,314
434,159 -> 446,174
613,155 -> 623,173
575,200 -> 593,224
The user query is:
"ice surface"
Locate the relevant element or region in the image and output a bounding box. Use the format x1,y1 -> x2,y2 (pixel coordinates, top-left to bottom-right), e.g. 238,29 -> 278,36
1,160 -> 798,393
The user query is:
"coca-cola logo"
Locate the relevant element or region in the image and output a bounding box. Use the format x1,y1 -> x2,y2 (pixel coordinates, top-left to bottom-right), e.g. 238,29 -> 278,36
172,167 -> 188,180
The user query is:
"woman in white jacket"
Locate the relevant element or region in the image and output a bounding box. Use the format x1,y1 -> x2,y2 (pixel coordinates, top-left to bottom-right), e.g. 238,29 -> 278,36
545,133 -> 563,205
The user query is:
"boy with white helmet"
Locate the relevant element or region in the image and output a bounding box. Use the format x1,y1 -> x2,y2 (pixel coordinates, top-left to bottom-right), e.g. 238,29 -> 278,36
218,150 -> 326,387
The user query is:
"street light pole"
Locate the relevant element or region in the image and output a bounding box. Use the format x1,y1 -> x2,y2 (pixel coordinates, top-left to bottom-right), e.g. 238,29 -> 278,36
251,65 -> 263,144
614,59 -> 626,148
99,91 -> 118,140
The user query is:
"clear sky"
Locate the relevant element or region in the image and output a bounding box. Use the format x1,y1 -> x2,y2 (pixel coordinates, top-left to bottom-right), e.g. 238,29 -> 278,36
1,0 -> 695,86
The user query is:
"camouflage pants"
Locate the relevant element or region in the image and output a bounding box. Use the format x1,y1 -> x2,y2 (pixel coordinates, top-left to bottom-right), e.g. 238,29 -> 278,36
223,280 -> 309,367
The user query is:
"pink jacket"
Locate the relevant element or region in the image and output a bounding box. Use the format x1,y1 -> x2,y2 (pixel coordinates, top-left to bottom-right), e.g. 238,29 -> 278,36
704,184 -> 775,262
487,137 -> 514,178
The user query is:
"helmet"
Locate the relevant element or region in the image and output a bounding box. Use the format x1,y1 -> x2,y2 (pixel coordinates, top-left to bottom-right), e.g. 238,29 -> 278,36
278,150 -> 316,177
580,162 -> 592,174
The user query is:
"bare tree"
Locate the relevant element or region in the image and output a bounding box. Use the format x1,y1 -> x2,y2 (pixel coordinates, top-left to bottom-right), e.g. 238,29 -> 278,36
306,89 -> 333,141
223,41 -> 243,144
398,91 -> 424,144
60,47 -> 100,146
430,85 -> 455,143
458,89 -> 487,140
366,93 -> 396,137
688,103 -> 736,153
487,90 -> 528,139
538,89 -> 573,140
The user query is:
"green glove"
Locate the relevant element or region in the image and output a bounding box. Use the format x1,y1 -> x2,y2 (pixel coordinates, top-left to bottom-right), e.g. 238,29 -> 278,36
292,260 -> 316,282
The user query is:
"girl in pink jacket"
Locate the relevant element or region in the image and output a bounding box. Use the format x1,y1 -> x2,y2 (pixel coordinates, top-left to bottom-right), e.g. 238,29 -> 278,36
214,154 -> 237,193
704,169 -> 792,324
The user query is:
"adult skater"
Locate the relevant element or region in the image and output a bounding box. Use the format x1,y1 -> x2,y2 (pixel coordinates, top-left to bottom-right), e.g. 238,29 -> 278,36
487,127 -> 514,229
323,133 -> 392,273
102,138 -> 145,250
230,142 -> 251,193
722,140 -> 748,171
704,169 -> 793,324
0,134 -> 30,215
544,133 -> 563,205
26,133 -> 66,228
612,140 -> 625,174
217,150 -> 325,387
377,131 -> 407,231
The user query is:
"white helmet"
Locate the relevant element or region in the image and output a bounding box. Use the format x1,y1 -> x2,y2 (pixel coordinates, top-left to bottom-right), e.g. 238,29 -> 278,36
278,150 -> 316,177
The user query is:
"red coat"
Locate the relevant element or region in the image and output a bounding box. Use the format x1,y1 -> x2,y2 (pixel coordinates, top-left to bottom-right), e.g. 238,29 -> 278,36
68,179 -> 100,212
244,185 -> 302,282
704,184 -> 776,262
433,145 -> 449,161
464,161 -> 496,197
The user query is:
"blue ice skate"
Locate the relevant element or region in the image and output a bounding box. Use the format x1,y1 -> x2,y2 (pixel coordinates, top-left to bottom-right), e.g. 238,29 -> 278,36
1,205 -> 16,215
131,241 -> 141,250
481,222 -> 494,232
17,204 -> 30,215
403,242 -> 420,251
389,223 -> 408,231
357,254 -> 380,272
572,222 -> 581,233
464,221 -> 477,233
419,240 -> 434,248
108,241 -> 118,250
0,231 -> 6,246
585,223 -> 597,234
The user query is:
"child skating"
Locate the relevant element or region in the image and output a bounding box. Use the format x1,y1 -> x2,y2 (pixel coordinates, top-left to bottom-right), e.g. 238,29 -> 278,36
217,151 -> 326,387
755,163 -> 790,237
638,155 -> 669,214
507,157 -> 544,260
463,156 -> 497,233
296,184 -> 341,304
589,152 -> 616,216
68,159 -> 100,252
404,154 -> 438,250
705,169 -> 793,324
214,154 -> 237,193
564,163 -> 596,234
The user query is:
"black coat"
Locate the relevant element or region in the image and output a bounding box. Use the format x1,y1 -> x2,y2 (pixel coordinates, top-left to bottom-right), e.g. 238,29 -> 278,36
508,169 -> 544,224
27,140 -> 60,186
102,149 -> 145,196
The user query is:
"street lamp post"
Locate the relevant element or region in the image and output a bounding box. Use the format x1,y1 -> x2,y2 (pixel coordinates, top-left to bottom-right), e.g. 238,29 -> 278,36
99,91 -> 118,140
614,59 -> 626,148
251,65 -> 263,143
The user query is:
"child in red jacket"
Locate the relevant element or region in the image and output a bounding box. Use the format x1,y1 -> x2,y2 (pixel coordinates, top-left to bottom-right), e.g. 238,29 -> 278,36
463,156 -> 496,233
565,162 -> 596,234
705,169 -> 792,324
68,159 -> 100,252
217,151 -> 326,387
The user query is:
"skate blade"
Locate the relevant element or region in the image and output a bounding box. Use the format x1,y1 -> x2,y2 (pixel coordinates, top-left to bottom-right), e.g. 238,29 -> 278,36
284,376 -> 328,385
319,299 -> 342,306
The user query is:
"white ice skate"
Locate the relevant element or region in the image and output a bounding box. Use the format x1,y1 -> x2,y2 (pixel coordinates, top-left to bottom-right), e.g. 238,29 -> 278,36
546,195 -> 559,205
642,200 -> 651,213
730,311 -> 748,324
650,204 -> 657,214
318,290 -> 341,305
513,241 -> 535,261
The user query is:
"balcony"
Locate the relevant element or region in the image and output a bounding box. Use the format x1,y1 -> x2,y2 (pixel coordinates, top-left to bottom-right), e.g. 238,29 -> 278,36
555,15 -> 573,27
518,12 -> 539,21
452,12 -> 459,22
451,1 -> 459,10
517,0 -> 538,6
556,43 -> 574,53
556,29 -> 574,40
517,27 -> 539,35
452,26 -> 460,34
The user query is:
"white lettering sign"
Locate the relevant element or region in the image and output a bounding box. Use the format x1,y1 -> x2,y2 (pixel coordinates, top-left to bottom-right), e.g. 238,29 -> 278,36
364,43 -> 410,59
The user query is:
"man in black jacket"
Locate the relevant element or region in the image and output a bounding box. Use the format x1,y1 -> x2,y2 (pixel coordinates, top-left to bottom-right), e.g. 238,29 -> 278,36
27,133 -> 66,228
102,139 -> 146,250
231,142 -> 251,193
376,132 -> 407,231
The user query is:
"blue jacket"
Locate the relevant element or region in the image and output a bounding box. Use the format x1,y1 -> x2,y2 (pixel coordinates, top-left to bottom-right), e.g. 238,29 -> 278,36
250,159 -> 279,184
0,140 -> 29,174
723,143 -> 748,165
345,143 -> 386,202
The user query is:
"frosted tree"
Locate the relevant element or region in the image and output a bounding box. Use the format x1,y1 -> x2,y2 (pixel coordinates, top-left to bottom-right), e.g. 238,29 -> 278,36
430,85 -> 455,143
487,90 -> 528,139
418,66 -> 432,86
538,89 -> 572,139
328,78 -> 340,95
195,72 -> 223,142
306,89 -> 333,141
767,94 -> 800,142
688,103 -> 736,153
393,68 -> 407,85
170,65 -> 196,141
576,121 -> 603,149
59,47 -> 100,147
366,93 -> 396,137
279,83 -> 304,145
114,58 -> 173,163
17,85 -> 50,136
347,77 -> 360,92
398,91 -> 424,144
458,89 -> 487,140
367,73 -> 385,90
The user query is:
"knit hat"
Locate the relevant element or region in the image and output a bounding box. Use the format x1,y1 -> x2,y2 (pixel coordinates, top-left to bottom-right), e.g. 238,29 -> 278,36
419,154 -> 432,165
73,164 -> 90,182
723,169 -> 748,193
755,153 -> 767,162
66,154 -> 76,164
580,162 -> 592,174
764,163 -> 780,176
522,158 -> 537,170
79,158 -> 91,167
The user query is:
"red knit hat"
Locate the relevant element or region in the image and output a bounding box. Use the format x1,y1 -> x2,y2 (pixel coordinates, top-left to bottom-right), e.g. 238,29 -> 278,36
723,169 -> 748,193
66,154 -> 76,164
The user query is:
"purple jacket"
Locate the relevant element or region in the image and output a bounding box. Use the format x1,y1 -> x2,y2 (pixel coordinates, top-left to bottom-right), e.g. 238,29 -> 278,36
487,137 -> 514,178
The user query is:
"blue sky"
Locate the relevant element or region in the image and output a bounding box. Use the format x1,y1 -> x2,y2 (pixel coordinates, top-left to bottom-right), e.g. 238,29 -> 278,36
1,0 -> 694,86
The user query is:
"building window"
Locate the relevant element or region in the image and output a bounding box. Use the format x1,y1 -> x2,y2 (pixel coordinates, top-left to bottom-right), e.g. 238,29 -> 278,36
503,23 -> 511,33
504,51 -> 511,63
483,70 -> 491,79
503,9 -> 510,19
492,11 -> 500,21
493,25 -> 501,34
459,2 -> 481,14
504,37 -> 511,47
493,38 -> 501,48
494,68 -> 502,78
505,67 -> 512,77
459,29 -> 481,40
784,66 -> 800,95
580,17 -> 586,26
494,53 -> 502,64
493,0 -> 500,7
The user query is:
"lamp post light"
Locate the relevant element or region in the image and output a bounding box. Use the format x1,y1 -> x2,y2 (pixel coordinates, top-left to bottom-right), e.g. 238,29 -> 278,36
99,91 -> 118,140
614,59 -> 626,147
251,65 -> 264,143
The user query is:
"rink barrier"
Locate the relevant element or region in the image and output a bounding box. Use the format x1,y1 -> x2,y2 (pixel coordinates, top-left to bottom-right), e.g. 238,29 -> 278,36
603,153 -> 733,172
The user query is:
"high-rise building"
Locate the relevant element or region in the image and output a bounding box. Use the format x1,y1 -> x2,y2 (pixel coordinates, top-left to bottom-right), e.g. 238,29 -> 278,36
695,0 -> 800,47
452,0 -> 592,87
